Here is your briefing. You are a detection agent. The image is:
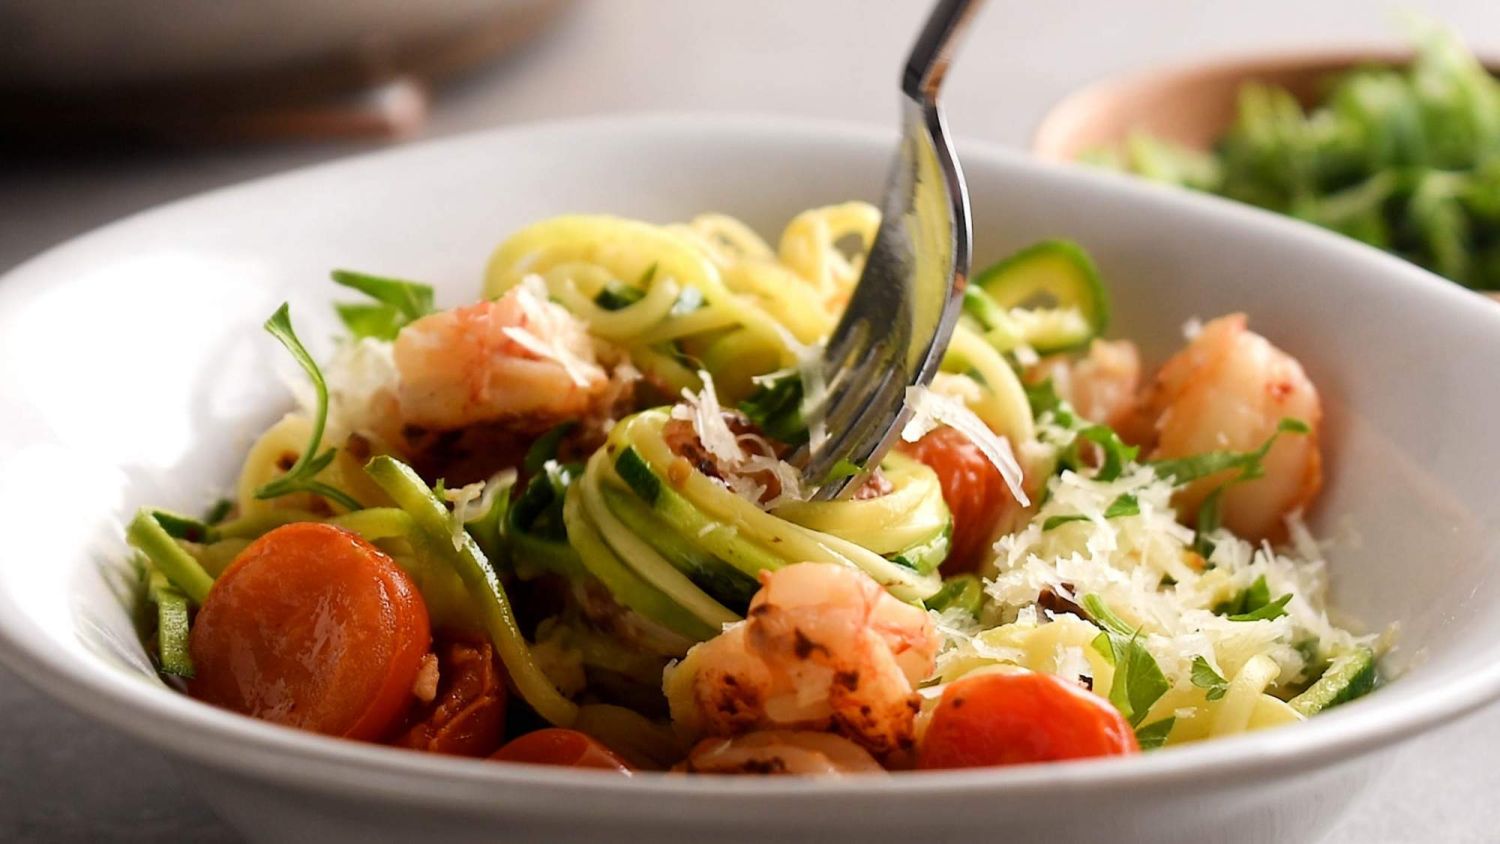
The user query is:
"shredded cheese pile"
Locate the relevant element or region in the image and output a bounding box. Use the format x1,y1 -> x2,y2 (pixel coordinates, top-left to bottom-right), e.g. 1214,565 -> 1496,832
672,370 -> 807,509
934,461 -> 1371,711
506,276 -> 607,388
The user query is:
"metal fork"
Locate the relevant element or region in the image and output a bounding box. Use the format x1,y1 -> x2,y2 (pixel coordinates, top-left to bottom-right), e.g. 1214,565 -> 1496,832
798,0 -> 983,498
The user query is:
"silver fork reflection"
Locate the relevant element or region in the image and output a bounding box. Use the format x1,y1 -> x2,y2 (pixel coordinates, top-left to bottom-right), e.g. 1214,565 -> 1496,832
797,0 -> 982,498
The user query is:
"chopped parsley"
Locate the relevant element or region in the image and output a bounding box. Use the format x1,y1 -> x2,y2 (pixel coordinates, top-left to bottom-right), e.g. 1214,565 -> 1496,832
1042,493 -> 1140,531
1082,594 -> 1170,727
1190,656 -> 1231,701
331,269 -> 435,341
1214,574 -> 1293,622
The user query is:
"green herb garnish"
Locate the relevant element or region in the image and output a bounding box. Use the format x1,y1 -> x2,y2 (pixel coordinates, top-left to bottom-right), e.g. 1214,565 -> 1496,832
1150,418 -> 1309,486
1042,493 -> 1140,531
1098,23 -> 1500,290
594,281 -> 647,311
1024,378 -> 1077,428
740,369 -> 807,444
1082,594 -> 1170,727
1214,574 -> 1293,622
1062,425 -> 1139,482
254,305 -> 363,512
1134,717 -> 1176,750
1190,656 -> 1230,701
332,269 -> 435,341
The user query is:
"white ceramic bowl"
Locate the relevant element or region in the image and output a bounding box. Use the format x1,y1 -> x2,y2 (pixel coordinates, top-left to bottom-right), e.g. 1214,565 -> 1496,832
1,116 -> 1498,844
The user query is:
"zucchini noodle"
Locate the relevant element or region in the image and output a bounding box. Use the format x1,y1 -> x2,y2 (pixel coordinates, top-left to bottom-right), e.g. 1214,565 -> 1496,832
938,324 -> 1036,447
485,215 -> 797,401
596,409 -> 945,605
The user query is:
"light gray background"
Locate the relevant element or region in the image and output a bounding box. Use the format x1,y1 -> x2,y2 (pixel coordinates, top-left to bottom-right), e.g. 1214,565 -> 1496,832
2,1 -> 1497,841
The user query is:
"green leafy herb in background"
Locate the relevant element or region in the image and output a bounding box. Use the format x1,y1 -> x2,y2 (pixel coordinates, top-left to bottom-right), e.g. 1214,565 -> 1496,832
1095,22 -> 1500,290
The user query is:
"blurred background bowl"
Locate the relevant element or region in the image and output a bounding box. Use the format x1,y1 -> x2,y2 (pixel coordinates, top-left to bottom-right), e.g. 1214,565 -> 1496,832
0,0 -> 573,140
1031,47 -> 1500,161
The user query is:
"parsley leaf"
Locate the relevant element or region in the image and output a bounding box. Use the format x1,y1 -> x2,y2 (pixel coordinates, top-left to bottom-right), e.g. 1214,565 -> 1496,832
1063,425 -> 1139,481
333,303 -> 406,342
1228,593 -> 1292,621
594,280 -> 647,311
1154,418 -> 1310,555
1150,417 -> 1310,486
1134,717 -> 1176,749
254,305 -> 363,512
1024,378 -> 1077,428
1190,656 -> 1231,701
1192,486 -> 1225,557
1026,379 -> 1137,481
1042,493 -> 1140,531
331,269 -> 435,341
1083,594 -> 1171,727
1081,593 -> 1135,637
1214,575 -> 1293,621
740,370 -> 807,445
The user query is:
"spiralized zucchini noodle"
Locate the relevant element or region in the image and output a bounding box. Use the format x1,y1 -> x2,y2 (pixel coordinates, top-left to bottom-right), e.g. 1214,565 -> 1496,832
126,202 -> 1383,774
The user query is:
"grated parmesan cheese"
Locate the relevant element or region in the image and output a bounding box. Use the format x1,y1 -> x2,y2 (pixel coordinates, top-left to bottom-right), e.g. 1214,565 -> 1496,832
294,336 -> 399,444
672,370 -> 808,509
901,385 -> 1030,507
958,463 -> 1374,697
441,479 -> 488,549
671,370 -> 744,465
441,468 -> 517,550
504,276 -> 605,388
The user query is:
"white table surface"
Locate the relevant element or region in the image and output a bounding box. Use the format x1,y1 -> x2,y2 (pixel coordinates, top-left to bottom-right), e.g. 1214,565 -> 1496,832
3,1 -> 1499,840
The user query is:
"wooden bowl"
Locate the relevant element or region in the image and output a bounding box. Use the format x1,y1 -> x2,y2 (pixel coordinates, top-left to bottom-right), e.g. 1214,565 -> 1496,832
1031,47 -> 1491,161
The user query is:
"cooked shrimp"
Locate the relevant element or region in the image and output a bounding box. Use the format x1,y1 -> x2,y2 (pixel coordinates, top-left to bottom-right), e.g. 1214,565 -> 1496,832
1027,338 -> 1142,429
393,282 -> 611,432
664,562 -> 938,758
1135,314 -> 1322,540
677,730 -> 884,775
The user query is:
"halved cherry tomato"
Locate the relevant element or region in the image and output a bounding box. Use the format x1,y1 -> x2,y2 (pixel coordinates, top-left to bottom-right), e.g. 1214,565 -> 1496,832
188,522 -> 430,741
901,427 -> 1013,573
394,640 -> 507,757
917,672 -> 1138,769
491,728 -> 633,773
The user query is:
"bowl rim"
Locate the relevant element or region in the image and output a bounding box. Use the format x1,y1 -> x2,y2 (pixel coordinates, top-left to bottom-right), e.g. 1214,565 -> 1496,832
1031,40 -> 1500,161
2,111 -> 1499,807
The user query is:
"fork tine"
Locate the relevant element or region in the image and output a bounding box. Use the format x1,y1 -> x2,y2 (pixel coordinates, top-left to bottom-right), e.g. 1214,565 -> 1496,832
797,0 -> 980,496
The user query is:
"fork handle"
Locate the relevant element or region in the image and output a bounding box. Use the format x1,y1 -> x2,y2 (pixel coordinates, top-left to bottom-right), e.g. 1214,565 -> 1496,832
903,0 -> 984,103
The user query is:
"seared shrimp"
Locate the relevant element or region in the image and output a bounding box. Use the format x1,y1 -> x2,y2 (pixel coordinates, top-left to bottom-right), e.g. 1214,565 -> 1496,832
677,730 -> 884,775
393,282 -> 610,432
1136,314 -> 1322,540
665,562 -> 938,758
1027,338 -> 1142,429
